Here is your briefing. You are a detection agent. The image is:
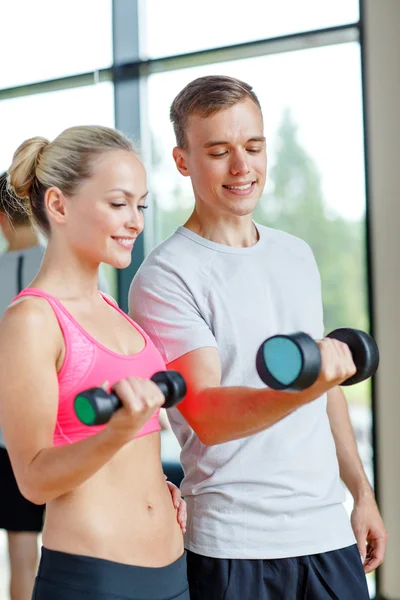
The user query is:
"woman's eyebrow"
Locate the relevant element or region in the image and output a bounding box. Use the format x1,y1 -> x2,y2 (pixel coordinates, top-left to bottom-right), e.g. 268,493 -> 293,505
106,188 -> 149,200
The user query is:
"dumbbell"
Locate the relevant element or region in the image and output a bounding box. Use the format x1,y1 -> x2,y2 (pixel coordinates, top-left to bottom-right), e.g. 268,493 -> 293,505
256,328 -> 379,391
74,370 -> 186,426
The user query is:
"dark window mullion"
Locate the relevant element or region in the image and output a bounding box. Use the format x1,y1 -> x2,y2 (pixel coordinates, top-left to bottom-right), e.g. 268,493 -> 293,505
112,0 -> 143,313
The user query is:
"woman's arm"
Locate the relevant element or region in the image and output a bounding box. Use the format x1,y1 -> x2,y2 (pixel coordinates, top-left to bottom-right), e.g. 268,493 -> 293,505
0,299 -> 164,504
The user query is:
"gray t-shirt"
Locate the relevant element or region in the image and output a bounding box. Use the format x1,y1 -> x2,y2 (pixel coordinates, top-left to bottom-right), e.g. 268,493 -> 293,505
129,224 -> 355,559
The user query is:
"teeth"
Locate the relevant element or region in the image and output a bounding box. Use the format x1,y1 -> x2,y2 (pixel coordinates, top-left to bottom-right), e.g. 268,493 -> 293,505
114,238 -> 134,246
226,183 -> 252,190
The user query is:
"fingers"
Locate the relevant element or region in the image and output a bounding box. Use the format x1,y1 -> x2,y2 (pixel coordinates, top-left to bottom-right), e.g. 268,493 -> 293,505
113,377 -> 165,414
177,497 -> 187,533
364,535 -> 388,573
356,541 -> 367,566
351,502 -> 388,574
317,337 -> 357,385
166,480 -> 181,509
107,377 -> 165,438
165,480 -> 187,533
352,527 -> 367,565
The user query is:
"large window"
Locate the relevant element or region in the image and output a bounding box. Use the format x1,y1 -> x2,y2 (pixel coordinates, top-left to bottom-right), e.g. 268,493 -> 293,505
0,0 -> 112,88
140,0 -> 359,58
0,83 -> 115,172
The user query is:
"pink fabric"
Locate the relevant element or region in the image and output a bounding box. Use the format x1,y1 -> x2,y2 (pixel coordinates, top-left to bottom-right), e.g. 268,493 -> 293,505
14,288 -> 163,446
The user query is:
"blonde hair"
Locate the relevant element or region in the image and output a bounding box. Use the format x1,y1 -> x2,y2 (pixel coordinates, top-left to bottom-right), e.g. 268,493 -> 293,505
7,125 -> 135,235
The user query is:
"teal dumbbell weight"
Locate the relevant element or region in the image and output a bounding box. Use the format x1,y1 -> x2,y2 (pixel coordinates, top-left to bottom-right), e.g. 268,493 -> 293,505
256,328 -> 379,391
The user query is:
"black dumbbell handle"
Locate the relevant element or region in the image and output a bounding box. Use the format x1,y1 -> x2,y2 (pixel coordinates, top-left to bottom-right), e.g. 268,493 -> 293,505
74,371 -> 186,426
327,328 -> 380,386
102,379 -> 174,411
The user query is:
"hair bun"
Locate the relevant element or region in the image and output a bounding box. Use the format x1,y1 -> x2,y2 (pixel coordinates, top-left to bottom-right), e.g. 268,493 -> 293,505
8,137 -> 49,199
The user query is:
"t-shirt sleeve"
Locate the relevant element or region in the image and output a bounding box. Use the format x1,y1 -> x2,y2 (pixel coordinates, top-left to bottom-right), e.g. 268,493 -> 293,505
129,258 -> 218,365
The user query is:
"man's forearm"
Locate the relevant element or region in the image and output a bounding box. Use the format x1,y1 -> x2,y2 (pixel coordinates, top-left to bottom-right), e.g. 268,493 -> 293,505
185,380 -> 338,446
327,386 -> 374,501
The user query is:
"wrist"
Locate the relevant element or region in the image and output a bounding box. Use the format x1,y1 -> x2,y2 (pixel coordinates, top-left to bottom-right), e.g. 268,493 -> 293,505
99,424 -> 131,451
351,482 -> 375,505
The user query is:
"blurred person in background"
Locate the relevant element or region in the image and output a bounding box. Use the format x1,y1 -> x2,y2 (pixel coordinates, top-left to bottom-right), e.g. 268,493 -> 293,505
0,171 -> 45,600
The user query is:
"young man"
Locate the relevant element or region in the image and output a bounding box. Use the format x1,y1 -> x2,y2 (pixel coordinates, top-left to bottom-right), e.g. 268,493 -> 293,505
129,76 -> 387,599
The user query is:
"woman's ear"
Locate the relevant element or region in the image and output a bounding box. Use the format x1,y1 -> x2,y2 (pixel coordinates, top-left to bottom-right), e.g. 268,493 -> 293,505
45,187 -> 68,226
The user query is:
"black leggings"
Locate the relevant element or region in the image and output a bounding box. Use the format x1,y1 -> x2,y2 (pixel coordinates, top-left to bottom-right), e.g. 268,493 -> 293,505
32,546 -> 189,600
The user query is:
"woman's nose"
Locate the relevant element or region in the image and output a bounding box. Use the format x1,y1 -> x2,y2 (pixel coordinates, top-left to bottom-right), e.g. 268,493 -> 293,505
126,210 -> 143,233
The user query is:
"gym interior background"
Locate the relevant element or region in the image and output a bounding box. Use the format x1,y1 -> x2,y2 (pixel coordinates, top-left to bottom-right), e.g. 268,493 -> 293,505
0,1 -> 399,598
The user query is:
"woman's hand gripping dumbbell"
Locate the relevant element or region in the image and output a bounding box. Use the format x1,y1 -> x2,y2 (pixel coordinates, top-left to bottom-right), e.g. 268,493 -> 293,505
74,371 -> 186,426
256,328 -> 379,391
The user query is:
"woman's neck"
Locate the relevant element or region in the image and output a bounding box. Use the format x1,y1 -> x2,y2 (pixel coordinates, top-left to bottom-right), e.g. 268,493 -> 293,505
34,241 -> 102,302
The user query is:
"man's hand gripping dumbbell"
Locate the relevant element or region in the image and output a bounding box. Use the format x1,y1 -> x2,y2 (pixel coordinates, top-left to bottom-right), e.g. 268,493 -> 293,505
256,328 -> 379,391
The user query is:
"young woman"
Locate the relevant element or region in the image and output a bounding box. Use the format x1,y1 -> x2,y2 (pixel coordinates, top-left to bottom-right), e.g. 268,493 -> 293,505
0,126 -> 188,600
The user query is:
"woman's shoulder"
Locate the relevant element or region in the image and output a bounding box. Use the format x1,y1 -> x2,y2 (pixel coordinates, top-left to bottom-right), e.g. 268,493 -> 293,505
0,295 -> 61,345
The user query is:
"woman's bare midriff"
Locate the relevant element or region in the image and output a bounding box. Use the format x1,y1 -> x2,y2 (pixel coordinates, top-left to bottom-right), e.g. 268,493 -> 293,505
42,432 -> 184,567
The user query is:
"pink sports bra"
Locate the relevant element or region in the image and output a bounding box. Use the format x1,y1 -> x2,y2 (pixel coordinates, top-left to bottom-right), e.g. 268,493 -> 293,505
14,288 -> 164,446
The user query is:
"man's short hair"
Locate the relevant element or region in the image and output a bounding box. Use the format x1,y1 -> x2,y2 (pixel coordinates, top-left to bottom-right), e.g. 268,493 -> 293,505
170,75 -> 262,149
